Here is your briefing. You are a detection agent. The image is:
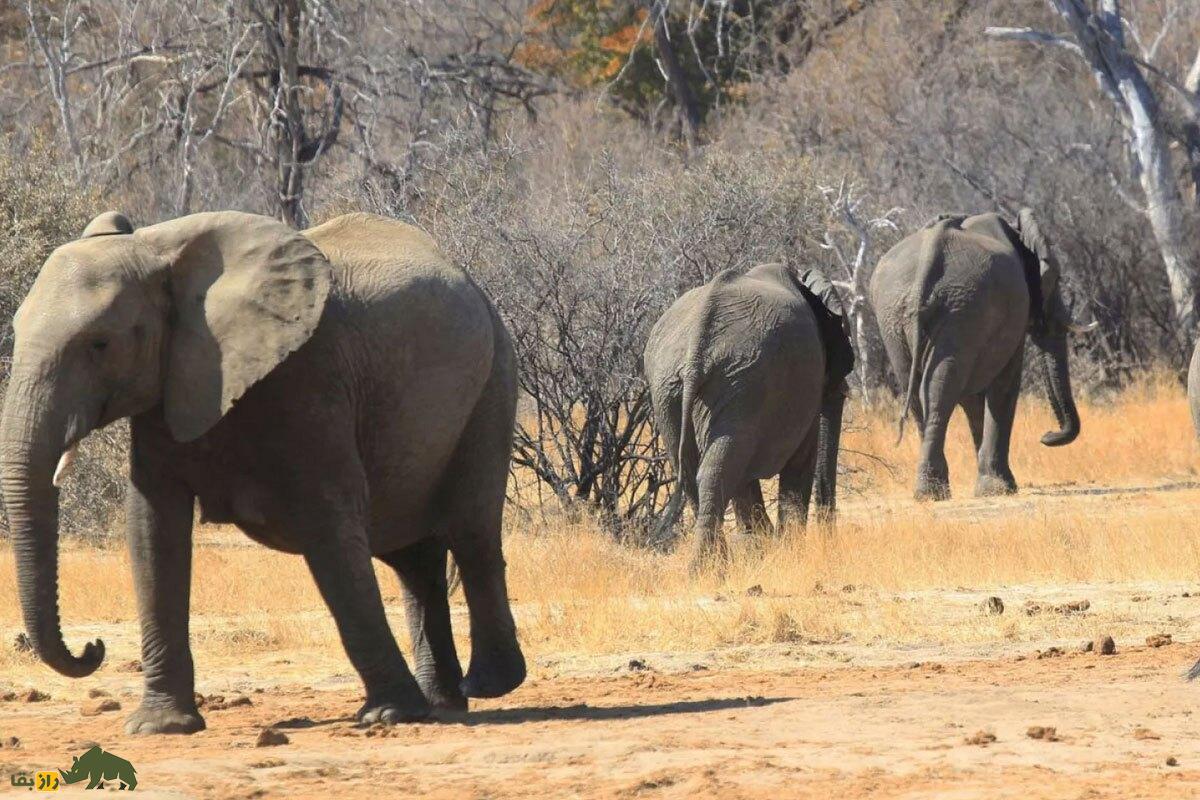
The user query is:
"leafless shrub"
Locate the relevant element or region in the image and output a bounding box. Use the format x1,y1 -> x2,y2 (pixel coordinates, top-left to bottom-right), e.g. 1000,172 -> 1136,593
0,136 -> 127,540
365,110 -> 857,537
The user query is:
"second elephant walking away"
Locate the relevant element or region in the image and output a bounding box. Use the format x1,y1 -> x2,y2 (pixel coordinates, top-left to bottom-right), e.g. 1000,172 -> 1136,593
644,264 -> 855,570
870,209 -> 1097,501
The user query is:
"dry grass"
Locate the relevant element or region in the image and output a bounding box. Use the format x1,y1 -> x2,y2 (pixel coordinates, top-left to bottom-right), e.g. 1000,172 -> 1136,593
843,368 -> 1197,497
0,373 -> 1197,674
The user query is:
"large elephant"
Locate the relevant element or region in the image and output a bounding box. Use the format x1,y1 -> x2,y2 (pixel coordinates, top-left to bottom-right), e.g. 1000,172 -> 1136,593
0,210 -> 525,734
869,209 -> 1095,500
644,264 -> 854,567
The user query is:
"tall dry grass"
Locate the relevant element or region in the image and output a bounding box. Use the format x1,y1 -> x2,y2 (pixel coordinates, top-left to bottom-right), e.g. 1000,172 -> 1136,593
0,373 -> 1196,671
842,368 -> 1196,497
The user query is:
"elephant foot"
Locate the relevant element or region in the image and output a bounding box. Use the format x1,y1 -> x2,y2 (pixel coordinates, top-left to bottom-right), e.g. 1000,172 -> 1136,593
914,479 -> 951,502
461,643 -> 526,699
357,682 -> 432,725
124,700 -> 206,735
416,676 -> 468,713
688,533 -> 731,577
912,465 -> 950,503
974,473 -> 1017,497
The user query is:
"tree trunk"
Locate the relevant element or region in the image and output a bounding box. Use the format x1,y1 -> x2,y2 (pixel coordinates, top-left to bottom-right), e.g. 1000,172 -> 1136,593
648,1 -> 701,150
274,0 -> 306,228
987,1 -> 1200,343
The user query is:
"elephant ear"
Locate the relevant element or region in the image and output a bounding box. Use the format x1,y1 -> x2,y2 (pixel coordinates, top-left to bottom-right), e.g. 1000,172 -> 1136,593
793,267 -> 855,389
81,211 -> 133,238
1016,207 -> 1058,314
135,211 -> 332,442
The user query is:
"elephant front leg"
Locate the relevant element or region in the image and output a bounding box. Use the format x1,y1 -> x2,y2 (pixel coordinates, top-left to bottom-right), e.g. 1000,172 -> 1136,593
778,426 -> 818,531
304,523 -> 430,724
123,458 -> 205,735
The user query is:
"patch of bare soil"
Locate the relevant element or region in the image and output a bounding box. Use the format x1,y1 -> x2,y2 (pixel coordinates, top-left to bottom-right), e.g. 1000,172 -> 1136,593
1,644 -> 1199,799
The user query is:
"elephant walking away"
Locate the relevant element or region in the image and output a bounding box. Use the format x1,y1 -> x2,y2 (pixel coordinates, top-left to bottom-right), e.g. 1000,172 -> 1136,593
0,210 -> 525,734
643,264 -> 855,569
869,209 -> 1096,501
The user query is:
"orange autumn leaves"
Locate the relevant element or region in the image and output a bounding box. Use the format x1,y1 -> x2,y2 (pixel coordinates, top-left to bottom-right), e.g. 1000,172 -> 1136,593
518,1 -> 651,86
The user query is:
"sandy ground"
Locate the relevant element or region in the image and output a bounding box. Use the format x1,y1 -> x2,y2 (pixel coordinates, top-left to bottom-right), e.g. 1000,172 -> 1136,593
4,481 -> 1200,798
1,642 -> 1200,799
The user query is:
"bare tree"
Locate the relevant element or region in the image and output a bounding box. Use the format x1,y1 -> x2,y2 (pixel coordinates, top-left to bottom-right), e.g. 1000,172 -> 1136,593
818,178 -> 900,403
987,0 -> 1200,341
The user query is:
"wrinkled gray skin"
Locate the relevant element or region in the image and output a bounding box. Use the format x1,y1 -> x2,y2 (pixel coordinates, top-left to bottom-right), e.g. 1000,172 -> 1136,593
0,210 -> 525,734
869,210 -> 1094,500
644,264 -> 854,568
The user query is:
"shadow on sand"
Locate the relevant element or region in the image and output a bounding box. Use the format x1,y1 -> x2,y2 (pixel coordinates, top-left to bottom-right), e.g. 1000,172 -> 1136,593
451,695 -> 793,726
271,696 -> 794,730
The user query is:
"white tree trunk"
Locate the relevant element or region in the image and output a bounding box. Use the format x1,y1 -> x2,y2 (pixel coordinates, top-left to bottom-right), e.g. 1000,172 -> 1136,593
987,0 -> 1199,338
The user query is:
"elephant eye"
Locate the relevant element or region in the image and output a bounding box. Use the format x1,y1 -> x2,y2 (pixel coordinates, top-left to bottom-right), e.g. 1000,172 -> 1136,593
91,339 -> 109,353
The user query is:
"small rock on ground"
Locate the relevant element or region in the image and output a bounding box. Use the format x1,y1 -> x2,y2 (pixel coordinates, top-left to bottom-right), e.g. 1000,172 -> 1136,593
255,729 -> 289,747
979,596 -> 1004,615
1096,635 -> 1117,655
1026,726 -> 1059,741
1146,633 -> 1173,648
964,730 -> 996,746
87,688 -> 110,699
80,699 -> 121,717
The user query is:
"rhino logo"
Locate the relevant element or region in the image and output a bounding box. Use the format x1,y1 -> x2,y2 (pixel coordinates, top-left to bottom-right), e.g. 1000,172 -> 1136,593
59,745 -> 137,790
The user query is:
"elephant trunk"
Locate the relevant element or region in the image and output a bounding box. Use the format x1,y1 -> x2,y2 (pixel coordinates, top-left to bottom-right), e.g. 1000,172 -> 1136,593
812,389 -> 845,524
0,377 -> 104,678
1033,333 -> 1080,447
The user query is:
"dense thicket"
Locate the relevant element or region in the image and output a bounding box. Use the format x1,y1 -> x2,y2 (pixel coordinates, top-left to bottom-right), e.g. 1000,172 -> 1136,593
1,0 -> 1197,532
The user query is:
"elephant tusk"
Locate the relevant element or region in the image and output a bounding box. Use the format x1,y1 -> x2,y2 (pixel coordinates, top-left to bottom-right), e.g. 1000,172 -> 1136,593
1068,320 -> 1099,335
52,445 -> 78,488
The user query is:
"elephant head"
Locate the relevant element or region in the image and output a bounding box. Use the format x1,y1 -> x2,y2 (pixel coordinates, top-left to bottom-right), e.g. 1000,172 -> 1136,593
1014,208 -> 1095,447
0,211 -> 330,677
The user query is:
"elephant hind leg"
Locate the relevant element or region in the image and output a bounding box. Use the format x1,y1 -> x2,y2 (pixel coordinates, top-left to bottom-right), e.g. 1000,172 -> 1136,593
732,480 -> 773,538
691,433 -> 755,573
378,538 -> 466,712
915,350 -> 970,501
435,372 -> 525,700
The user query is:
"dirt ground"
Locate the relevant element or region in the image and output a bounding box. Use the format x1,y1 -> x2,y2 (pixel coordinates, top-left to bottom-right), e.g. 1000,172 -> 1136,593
1,642 -> 1199,799
5,480 -> 1200,798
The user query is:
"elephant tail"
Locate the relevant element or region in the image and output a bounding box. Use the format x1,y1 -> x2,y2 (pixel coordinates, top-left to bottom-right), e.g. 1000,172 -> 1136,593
653,324 -> 705,546
652,371 -> 697,545
896,332 -> 922,445
896,217 -> 958,444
